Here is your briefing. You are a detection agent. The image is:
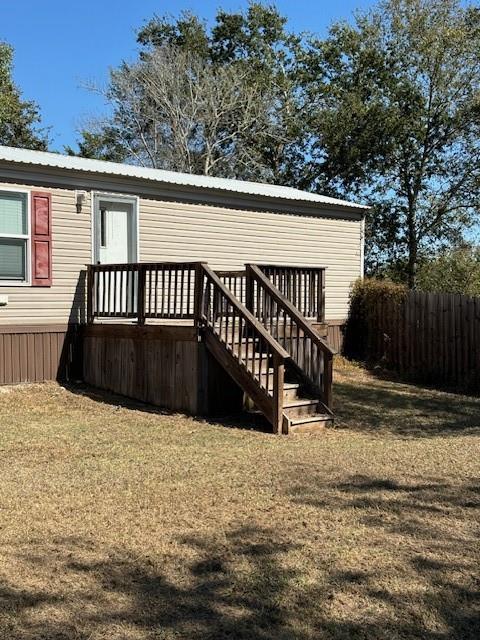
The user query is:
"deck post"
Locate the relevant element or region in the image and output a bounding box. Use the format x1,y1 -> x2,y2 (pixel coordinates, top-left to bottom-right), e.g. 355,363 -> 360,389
137,264 -> 146,325
245,264 -> 254,314
323,352 -> 333,410
319,268 -> 326,323
194,262 -> 206,328
86,265 -> 94,324
272,352 -> 285,434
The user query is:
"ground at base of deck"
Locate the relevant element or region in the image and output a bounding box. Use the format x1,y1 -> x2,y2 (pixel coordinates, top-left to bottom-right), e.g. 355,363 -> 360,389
0,362 -> 479,640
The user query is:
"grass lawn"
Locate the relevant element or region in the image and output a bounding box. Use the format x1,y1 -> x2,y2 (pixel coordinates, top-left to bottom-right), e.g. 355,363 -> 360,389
0,361 -> 479,639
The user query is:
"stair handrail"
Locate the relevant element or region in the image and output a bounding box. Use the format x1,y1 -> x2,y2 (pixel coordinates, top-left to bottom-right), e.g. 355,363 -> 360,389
198,264 -> 289,433
246,264 -> 335,410
198,265 -> 290,358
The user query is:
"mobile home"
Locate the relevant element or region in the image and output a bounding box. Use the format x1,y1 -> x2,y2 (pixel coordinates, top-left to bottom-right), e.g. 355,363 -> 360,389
0,146 -> 367,432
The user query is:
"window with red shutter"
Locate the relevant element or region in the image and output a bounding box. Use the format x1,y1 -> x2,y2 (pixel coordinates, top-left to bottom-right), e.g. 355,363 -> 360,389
31,191 -> 52,286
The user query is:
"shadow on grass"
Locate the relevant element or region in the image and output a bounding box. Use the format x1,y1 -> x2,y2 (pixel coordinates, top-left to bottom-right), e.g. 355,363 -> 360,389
334,373 -> 480,437
67,362 -> 480,439
64,382 -> 273,433
3,488 -> 479,639
287,472 -> 480,640
2,527 -> 304,640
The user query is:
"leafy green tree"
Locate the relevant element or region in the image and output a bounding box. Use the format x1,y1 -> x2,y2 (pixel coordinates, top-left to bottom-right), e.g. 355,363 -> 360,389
417,245 -> 480,295
308,0 -> 480,287
0,43 -> 48,150
70,0 -> 480,289
65,129 -> 126,162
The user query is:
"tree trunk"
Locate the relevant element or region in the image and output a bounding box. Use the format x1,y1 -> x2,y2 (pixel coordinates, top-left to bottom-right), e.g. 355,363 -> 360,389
407,207 -> 417,289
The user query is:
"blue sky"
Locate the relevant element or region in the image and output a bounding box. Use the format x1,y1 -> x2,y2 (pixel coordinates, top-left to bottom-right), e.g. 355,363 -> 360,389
2,1 -> 374,151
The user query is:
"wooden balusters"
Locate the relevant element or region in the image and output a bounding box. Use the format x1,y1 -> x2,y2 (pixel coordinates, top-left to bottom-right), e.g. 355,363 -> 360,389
87,264 -> 138,320
247,264 -> 334,411
199,265 -> 288,427
257,264 -> 327,322
87,262 -> 199,323
87,263 -> 325,324
137,265 -> 146,325
216,270 -> 246,306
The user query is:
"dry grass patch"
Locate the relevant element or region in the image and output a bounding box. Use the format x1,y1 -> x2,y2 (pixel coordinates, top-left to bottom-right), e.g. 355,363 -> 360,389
0,364 -> 479,639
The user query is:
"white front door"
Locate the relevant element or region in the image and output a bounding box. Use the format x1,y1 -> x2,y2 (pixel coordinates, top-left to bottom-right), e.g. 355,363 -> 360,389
95,198 -> 137,265
94,195 -> 138,315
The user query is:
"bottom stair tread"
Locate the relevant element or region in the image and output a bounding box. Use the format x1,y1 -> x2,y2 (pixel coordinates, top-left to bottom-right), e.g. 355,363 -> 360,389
289,414 -> 332,425
287,413 -> 333,434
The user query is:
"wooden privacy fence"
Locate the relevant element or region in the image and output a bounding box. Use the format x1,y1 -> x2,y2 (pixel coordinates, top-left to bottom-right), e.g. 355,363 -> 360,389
352,290 -> 480,389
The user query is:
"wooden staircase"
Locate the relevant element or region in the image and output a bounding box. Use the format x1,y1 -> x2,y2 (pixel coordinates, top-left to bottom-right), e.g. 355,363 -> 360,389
238,335 -> 333,433
87,259 -> 334,434
198,264 -> 334,434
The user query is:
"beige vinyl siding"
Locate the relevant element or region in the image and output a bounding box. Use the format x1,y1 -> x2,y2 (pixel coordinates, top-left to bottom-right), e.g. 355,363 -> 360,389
0,182 -> 91,324
139,198 -> 362,320
0,178 -> 362,325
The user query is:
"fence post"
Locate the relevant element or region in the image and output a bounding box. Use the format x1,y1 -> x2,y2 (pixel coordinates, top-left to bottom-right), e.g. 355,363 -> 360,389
137,264 -> 146,325
86,265 -> 94,324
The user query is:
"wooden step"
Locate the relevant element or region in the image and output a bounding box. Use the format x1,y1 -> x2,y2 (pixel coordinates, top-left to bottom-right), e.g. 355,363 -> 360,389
282,383 -> 302,402
283,398 -> 321,418
251,361 -> 275,375
213,325 -> 246,339
244,383 -> 300,414
287,414 -> 333,434
264,382 -> 301,402
206,324 -> 334,435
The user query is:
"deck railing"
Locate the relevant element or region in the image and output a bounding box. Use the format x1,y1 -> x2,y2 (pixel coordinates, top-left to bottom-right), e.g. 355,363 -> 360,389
87,262 -> 327,325
207,266 -> 326,322
86,260 -> 332,426
246,264 -> 334,410
257,265 -> 326,322
215,270 -> 246,306
87,262 -> 199,324
87,263 -> 139,322
198,264 -> 289,433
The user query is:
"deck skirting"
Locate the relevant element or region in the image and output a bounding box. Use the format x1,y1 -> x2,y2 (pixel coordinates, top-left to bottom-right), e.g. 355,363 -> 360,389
0,320 -> 344,416
82,323 -> 243,416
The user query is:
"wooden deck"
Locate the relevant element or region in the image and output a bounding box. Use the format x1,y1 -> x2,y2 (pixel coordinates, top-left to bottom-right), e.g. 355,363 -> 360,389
85,261 -> 335,433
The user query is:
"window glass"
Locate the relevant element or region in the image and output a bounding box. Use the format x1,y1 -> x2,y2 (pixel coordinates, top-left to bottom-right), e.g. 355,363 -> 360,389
0,192 -> 27,235
0,238 -> 26,280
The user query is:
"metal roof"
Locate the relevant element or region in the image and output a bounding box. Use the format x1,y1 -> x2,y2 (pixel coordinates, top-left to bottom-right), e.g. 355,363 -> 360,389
0,145 -> 368,211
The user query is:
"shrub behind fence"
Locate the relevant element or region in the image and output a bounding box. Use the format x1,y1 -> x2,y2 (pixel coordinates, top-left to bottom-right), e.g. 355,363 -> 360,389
344,280 -> 480,390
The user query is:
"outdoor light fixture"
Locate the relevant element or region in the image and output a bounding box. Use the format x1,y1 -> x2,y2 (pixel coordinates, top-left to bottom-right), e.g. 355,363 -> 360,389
75,190 -> 87,212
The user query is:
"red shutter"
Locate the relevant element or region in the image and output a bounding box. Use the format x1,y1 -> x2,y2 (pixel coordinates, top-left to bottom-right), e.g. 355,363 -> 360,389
31,191 -> 52,286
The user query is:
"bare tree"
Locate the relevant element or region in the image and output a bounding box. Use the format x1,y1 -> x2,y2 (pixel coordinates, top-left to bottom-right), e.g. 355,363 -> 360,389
85,46 -> 288,178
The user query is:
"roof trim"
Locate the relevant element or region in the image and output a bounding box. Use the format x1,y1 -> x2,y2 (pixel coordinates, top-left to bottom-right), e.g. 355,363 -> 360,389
0,145 -> 369,213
